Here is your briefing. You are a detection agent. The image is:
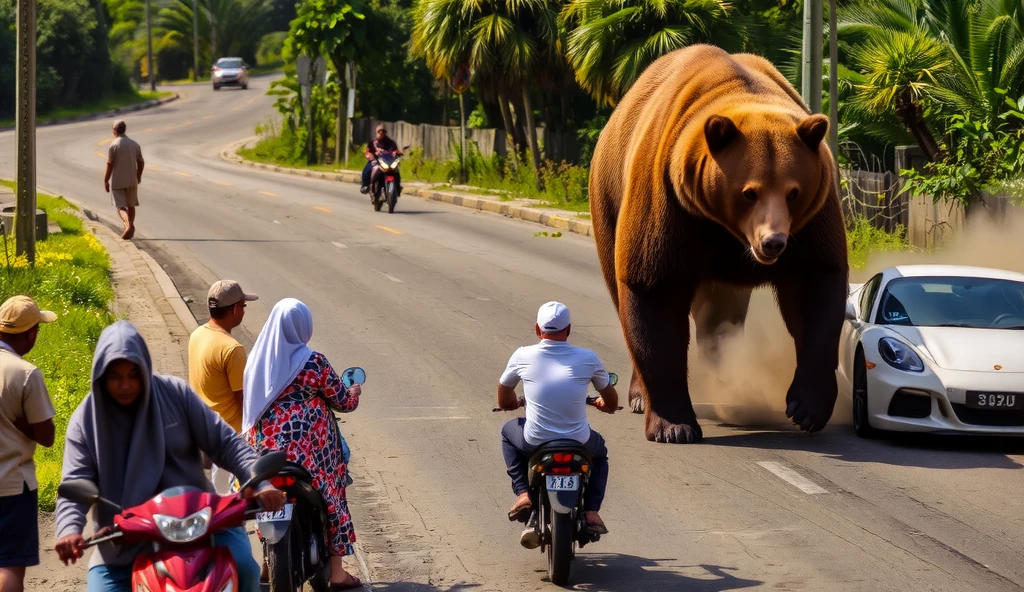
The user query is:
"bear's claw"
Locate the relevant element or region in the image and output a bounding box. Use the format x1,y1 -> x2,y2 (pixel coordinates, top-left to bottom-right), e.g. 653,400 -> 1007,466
629,393 -> 645,414
645,417 -> 703,444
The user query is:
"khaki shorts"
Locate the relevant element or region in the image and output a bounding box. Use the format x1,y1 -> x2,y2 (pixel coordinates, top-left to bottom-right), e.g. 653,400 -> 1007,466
111,186 -> 139,209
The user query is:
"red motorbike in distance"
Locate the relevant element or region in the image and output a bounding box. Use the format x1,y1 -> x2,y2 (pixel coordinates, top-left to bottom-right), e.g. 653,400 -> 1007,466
58,451 -> 288,592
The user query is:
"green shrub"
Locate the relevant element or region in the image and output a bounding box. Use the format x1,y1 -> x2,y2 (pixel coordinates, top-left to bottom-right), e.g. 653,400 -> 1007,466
846,215 -> 909,268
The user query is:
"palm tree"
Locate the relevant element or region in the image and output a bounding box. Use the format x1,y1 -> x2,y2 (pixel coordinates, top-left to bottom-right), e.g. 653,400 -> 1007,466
839,0 -> 1024,160
410,0 -> 563,188
159,0 -> 271,67
561,0 -> 738,107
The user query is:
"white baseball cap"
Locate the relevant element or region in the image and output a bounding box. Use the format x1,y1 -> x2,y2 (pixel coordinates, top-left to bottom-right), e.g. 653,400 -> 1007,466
537,301 -> 571,333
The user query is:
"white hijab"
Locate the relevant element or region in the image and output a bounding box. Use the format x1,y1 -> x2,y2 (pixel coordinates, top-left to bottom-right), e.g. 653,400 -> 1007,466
242,298 -> 314,433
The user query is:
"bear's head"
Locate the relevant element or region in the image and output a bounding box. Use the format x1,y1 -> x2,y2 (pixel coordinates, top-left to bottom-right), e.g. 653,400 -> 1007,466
680,108 -> 832,265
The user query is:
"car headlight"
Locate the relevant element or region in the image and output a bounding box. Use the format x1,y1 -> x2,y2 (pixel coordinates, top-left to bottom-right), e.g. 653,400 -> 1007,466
153,507 -> 211,543
878,337 -> 925,372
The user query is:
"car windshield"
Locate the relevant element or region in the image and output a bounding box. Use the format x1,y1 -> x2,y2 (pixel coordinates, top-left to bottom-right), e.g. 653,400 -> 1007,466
217,59 -> 243,69
877,276 -> 1024,329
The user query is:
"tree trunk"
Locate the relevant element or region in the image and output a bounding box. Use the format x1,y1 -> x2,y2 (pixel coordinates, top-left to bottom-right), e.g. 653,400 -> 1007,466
497,90 -> 518,171
510,92 -> 529,155
335,83 -> 345,166
522,86 -> 544,192
896,92 -> 942,162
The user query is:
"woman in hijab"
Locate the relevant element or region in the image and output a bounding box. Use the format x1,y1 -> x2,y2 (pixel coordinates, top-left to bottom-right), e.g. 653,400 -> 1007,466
243,299 -> 362,590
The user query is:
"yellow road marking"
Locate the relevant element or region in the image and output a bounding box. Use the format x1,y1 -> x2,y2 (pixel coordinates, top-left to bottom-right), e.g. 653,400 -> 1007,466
374,225 -> 403,235
143,128 -> 154,133
231,106 -> 243,111
202,115 -> 215,120
96,138 -> 112,146
95,151 -> 105,158
213,180 -> 231,186
183,120 -> 194,125
259,190 -> 277,197
312,206 -> 332,213
176,172 -> 191,177
149,165 -> 165,171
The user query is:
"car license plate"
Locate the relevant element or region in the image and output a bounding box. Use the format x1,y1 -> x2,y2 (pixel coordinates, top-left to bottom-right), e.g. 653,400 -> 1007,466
546,475 -> 579,491
965,392 -> 1023,410
256,503 -> 293,523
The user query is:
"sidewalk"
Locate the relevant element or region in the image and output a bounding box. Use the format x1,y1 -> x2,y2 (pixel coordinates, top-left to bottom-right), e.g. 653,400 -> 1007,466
220,137 -> 596,238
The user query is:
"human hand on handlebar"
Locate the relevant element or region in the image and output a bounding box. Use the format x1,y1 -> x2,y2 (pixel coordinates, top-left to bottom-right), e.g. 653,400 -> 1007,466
594,397 -> 616,414
244,483 -> 286,513
347,383 -> 361,398
55,534 -> 86,565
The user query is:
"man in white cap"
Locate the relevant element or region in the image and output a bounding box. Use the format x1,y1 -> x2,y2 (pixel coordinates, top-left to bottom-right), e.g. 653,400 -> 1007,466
496,300 -> 619,548
188,280 -> 258,494
0,295 -> 56,592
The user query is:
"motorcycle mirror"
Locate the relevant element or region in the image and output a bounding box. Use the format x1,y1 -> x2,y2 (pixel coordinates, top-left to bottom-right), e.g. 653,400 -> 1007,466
608,372 -> 618,387
241,451 -> 289,492
58,479 -> 123,513
402,145 -> 410,151
341,367 -> 366,388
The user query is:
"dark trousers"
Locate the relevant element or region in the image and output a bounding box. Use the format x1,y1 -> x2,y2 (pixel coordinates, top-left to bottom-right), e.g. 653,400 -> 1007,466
500,417 -> 609,512
361,161 -> 401,190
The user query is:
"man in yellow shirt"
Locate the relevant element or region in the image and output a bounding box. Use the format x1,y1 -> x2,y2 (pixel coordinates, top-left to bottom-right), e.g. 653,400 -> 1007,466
188,280 -> 258,494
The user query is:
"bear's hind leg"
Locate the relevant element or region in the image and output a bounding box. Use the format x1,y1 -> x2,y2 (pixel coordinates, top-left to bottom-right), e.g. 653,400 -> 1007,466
618,280 -> 703,443
691,281 -> 753,366
773,271 -> 847,432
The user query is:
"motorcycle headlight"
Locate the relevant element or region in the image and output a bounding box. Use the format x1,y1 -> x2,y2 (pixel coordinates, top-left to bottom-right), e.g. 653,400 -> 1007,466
878,337 -> 925,372
153,507 -> 211,543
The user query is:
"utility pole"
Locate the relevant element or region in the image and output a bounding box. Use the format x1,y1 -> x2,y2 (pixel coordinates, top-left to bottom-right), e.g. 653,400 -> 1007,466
192,0 -> 199,81
145,0 -> 155,91
209,0 -> 217,65
15,0 -> 37,264
801,0 -> 823,114
828,0 -> 840,167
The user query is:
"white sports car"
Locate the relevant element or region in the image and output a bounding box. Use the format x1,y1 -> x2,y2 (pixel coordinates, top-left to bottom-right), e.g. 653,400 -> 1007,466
838,264 -> 1024,437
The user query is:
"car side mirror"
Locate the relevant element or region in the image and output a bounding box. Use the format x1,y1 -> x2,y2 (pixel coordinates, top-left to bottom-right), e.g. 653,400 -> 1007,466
845,302 -> 857,321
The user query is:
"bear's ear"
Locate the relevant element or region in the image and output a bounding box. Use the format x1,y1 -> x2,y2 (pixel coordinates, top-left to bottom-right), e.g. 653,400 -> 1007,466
796,114 -> 829,150
704,115 -> 738,152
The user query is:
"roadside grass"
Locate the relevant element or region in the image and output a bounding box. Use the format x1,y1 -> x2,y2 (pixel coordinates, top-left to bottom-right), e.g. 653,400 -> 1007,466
0,90 -> 172,128
0,180 -> 114,511
847,215 -> 910,268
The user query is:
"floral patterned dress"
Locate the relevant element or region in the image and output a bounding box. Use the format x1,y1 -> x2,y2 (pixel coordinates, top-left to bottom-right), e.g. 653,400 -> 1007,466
246,351 -> 360,556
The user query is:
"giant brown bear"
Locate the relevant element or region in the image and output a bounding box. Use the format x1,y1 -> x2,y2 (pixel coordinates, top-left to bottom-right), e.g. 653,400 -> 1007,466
590,44 -> 849,444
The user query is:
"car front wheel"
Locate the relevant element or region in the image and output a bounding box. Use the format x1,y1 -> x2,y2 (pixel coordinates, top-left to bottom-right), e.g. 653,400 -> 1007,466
853,347 -> 879,439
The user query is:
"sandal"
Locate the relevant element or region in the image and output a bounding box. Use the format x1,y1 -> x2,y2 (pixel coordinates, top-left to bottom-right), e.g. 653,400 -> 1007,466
585,520 -> 609,535
329,575 -> 362,590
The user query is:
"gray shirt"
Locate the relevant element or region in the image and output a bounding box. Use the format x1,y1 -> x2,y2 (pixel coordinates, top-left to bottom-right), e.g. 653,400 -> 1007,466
107,136 -> 144,190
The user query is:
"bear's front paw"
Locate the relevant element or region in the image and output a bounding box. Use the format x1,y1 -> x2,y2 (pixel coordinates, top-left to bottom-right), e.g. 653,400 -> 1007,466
645,414 -> 703,444
628,391 -> 645,414
785,375 -> 838,432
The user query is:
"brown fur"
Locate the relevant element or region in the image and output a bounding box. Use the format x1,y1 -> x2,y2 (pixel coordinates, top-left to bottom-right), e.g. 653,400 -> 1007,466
590,45 -> 849,443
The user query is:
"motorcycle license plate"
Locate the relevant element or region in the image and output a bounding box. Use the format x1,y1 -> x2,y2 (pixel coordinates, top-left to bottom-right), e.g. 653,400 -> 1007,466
546,475 -> 579,491
256,503 -> 293,523
385,176 -> 395,182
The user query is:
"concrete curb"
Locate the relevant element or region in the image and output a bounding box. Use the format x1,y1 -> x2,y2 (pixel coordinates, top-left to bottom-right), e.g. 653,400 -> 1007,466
0,92 -> 179,133
219,137 -> 594,239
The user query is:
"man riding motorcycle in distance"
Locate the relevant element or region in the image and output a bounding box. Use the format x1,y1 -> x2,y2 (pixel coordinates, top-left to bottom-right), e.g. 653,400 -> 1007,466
359,124 -> 403,197
53,321 -> 285,592
496,301 -> 619,549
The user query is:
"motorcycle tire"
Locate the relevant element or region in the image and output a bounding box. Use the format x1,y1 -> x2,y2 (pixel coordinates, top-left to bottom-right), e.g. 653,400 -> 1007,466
373,192 -> 383,212
267,532 -> 295,592
386,182 -> 396,214
547,510 -> 574,586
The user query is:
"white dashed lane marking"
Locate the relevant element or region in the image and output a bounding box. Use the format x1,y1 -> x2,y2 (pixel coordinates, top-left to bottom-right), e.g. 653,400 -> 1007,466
757,461 -> 828,495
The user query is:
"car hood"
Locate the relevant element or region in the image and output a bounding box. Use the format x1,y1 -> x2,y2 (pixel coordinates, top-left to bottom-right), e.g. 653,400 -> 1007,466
217,68 -> 241,75
887,326 -> 1024,372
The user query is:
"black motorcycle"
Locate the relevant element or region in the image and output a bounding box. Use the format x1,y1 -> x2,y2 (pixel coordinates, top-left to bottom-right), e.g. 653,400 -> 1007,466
257,367 -> 366,592
369,145 -> 409,214
493,372 -> 620,586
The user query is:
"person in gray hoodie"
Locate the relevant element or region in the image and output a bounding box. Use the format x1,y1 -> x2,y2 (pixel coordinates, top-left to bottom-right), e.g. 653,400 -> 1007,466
52,321 -> 284,592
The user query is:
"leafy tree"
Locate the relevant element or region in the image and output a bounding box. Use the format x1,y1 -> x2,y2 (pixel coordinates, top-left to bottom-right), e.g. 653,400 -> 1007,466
561,0 -> 738,106
160,0 -> 272,69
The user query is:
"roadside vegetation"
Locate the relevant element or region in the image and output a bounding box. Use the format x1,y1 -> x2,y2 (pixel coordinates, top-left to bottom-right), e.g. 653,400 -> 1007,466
0,90 -> 172,129
0,180 -> 115,511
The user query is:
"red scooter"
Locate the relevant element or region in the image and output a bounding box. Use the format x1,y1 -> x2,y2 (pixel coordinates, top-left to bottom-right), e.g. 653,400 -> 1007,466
58,451 -> 287,592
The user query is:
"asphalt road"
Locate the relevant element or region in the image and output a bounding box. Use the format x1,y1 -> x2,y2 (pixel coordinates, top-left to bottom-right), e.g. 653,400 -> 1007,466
2,76 -> 1023,592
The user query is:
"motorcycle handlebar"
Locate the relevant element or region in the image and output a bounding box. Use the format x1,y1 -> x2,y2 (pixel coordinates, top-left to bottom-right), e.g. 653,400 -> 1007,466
491,396 -> 622,412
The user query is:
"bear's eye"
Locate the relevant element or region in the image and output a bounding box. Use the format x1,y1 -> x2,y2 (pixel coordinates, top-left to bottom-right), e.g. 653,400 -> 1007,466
787,189 -> 799,202
743,189 -> 757,202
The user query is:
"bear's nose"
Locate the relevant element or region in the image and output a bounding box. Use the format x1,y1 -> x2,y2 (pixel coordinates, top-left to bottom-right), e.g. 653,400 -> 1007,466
760,234 -> 788,259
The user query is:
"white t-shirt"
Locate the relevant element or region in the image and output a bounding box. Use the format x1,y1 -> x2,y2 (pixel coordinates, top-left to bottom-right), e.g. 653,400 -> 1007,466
499,340 -> 610,445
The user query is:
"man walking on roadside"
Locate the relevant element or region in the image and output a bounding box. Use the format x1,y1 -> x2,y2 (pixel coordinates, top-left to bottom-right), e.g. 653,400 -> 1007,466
103,120 -> 145,240
188,280 -> 258,494
0,296 -> 57,592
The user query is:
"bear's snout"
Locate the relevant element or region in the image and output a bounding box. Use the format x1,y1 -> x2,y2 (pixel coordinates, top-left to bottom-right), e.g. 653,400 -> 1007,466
759,233 -> 788,260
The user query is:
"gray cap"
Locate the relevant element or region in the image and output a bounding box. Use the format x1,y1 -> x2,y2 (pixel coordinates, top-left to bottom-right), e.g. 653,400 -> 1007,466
208,280 -> 258,309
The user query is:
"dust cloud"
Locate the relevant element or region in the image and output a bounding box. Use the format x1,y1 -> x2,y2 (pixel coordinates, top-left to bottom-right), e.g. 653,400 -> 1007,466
686,208 -> 1024,428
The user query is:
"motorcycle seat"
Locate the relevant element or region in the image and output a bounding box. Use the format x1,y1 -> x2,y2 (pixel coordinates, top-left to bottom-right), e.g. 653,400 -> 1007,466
278,460 -> 314,482
528,440 -> 593,467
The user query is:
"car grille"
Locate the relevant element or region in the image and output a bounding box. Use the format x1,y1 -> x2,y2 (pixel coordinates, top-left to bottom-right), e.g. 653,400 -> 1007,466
888,390 -> 932,418
951,404 -> 1024,427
